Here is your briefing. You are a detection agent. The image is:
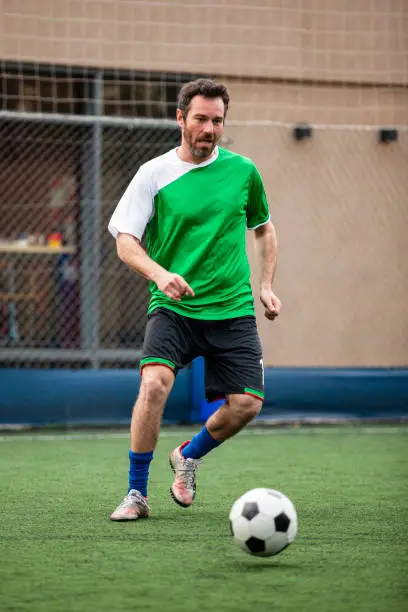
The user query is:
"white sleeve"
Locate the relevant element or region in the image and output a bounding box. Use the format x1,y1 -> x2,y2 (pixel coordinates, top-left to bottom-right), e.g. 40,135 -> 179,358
108,165 -> 155,240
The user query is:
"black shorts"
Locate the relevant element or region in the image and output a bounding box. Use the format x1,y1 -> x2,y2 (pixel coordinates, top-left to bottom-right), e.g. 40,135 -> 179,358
140,307 -> 264,402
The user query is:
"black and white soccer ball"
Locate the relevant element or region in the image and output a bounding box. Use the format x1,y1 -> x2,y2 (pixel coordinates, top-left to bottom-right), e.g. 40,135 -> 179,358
229,488 -> 297,557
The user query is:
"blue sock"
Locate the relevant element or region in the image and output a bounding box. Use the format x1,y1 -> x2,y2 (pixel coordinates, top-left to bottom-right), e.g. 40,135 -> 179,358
181,426 -> 222,460
128,450 -> 153,497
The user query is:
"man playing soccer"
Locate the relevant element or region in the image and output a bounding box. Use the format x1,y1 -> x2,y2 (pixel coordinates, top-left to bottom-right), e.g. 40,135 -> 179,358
108,78 -> 280,521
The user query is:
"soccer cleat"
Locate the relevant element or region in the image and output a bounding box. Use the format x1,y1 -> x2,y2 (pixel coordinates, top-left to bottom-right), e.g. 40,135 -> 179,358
169,441 -> 200,508
109,489 -> 150,521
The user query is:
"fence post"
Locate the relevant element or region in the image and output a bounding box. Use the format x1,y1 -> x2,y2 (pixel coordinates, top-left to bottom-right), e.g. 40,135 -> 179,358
80,72 -> 102,368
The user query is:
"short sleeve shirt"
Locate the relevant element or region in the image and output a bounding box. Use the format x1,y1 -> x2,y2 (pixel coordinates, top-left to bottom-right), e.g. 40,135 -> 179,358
108,146 -> 270,319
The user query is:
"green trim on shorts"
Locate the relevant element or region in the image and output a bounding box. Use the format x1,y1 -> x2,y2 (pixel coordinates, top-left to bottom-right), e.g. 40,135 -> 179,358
140,357 -> 176,372
244,387 -> 264,400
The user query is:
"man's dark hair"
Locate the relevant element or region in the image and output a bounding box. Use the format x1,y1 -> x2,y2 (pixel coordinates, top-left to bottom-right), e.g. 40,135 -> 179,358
177,78 -> 230,119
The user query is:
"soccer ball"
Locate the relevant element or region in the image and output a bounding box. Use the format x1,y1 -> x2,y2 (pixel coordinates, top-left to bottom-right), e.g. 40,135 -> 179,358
229,488 -> 297,557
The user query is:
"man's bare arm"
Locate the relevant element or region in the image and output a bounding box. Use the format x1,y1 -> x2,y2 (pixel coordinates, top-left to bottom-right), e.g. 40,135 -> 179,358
254,221 -> 281,320
116,233 -> 194,302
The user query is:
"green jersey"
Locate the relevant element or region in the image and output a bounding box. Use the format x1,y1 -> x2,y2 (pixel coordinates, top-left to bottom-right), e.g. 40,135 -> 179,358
108,146 -> 270,320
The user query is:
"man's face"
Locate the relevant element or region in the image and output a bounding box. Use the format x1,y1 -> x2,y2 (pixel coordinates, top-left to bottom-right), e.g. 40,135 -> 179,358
177,95 -> 225,161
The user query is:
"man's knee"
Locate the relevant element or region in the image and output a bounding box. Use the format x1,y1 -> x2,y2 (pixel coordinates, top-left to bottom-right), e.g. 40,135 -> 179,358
140,365 -> 174,403
228,394 -> 263,423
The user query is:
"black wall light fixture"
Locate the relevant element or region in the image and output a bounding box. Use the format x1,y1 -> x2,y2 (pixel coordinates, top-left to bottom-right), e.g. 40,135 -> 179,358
378,128 -> 398,144
293,123 -> 313,141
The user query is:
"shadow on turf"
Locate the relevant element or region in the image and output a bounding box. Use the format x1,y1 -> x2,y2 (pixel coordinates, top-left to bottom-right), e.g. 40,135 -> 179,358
229,560 -> 303,572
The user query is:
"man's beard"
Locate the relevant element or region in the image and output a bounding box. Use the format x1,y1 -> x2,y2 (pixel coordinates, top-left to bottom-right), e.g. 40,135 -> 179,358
184,127 -> 217,158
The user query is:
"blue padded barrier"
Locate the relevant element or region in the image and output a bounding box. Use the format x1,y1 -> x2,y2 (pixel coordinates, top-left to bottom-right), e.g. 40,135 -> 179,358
258,367 -> 408,421
198,365 -> 408,421
0,368 -> 191,426
0,365 -> 407,427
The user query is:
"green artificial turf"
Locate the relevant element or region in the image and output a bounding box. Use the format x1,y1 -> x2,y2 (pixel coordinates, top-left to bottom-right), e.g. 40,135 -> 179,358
0,426 -> 407,612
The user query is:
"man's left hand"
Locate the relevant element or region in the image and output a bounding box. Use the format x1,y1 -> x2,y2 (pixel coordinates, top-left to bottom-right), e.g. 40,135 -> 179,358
260,289 -> 281,320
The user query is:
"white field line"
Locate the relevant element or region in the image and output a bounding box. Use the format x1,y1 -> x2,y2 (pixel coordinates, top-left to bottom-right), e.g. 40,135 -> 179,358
0,427 -> 407,442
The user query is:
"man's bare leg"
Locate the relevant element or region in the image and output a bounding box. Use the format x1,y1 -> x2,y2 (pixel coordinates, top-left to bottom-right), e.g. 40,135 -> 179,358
170,394 -> 262,507
110,365 -> 175,521
206,394 -> 262,441
130,365 -> 175,452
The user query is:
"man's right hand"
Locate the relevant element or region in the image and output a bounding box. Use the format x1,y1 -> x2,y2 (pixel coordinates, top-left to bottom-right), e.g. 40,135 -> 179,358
154,271 -> 195,301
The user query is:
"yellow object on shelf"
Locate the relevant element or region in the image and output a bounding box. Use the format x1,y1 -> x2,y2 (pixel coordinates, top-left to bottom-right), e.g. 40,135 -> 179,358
47,232 -> 63,247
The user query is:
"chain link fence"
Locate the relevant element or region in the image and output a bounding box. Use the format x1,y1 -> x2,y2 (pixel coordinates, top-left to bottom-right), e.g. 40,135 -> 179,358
0,114 -> 180,368
1,113 -> 407,369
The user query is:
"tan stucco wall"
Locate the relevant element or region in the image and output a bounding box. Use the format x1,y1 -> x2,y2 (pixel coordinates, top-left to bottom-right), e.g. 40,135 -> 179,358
2,0 -> 407,84
223,79 -> 408,126
237,125 -> 408,366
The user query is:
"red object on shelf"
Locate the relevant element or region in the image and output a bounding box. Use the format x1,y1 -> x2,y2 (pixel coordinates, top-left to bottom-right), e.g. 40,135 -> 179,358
47,232 -> 62,247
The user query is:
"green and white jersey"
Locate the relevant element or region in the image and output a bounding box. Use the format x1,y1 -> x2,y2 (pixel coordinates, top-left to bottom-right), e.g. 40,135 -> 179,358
108,146 -> 270,320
